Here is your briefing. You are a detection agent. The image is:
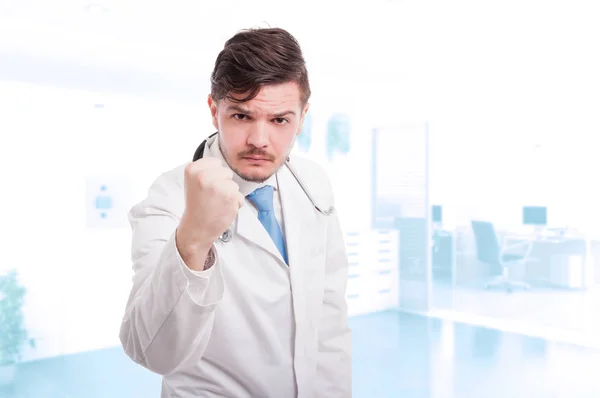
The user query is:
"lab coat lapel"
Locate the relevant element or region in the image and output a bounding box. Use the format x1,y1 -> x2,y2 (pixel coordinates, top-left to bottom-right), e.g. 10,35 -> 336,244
278,162 -> 330,397
276,162 -> 325,271
277,166 -> 305,271
277,162 -> 314,269
277,163 -> 317,322
236,203 -> 285,264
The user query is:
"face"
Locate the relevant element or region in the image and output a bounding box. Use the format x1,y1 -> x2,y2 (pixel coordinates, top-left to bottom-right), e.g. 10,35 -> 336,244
208,82 -> 309,183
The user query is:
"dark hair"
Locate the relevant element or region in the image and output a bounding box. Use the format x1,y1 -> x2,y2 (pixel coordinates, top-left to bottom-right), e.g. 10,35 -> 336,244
210,27 -> 311,105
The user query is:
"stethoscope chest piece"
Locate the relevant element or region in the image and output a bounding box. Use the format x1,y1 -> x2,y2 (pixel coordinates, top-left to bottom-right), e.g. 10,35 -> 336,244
220,229 -> 232,243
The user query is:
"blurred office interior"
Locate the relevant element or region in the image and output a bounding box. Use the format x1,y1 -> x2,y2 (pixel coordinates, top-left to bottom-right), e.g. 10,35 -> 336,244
1,0 -> 600,397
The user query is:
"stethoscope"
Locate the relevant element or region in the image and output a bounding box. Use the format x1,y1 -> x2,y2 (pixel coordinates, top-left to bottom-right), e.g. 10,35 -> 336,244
192,132 -> 335,242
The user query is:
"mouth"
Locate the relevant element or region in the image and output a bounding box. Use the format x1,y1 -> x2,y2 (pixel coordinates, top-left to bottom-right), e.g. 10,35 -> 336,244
242,157 -> 273,165
242,155 -> 273,161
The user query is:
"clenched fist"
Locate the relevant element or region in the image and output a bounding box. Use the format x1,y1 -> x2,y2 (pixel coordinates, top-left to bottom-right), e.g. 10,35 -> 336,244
176,157 -> 244,271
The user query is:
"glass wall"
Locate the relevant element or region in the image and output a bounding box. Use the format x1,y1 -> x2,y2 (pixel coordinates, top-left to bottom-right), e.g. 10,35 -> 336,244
425,0 -> 600,347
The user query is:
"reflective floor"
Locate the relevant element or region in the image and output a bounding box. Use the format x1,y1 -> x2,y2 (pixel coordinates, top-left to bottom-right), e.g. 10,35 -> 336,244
432,279 -> 600,346
3,311 -> 600,397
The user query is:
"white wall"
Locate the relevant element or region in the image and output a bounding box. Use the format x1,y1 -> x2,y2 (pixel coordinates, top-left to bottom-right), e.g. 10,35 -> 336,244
421,0 -> 600,232
0,81 -> 216,360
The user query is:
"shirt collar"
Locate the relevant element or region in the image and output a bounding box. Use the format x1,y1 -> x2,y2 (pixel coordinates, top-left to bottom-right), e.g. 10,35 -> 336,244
206,135 -> 278,197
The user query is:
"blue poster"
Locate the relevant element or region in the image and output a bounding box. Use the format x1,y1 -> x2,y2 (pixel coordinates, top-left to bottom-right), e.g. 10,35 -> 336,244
296,110 -> 312,153
326,113 -> 351,161
85,176 -> 132,229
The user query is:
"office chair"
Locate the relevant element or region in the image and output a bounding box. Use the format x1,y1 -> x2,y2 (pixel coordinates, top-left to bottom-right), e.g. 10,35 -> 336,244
471,220 -> 532,292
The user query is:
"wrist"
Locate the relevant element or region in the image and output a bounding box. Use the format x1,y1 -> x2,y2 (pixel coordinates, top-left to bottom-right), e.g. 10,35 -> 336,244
176,220 -> 213,252
175,228 -> 213,271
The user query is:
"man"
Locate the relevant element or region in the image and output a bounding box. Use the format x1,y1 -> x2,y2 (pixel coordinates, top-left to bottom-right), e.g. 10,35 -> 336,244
119,27 -> 352,398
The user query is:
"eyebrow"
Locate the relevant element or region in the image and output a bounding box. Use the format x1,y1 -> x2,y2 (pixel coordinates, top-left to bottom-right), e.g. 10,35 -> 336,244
226,104 -> 296,118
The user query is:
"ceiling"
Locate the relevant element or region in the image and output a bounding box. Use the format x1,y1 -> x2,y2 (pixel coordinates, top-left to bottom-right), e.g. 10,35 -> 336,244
0,0 -> 403,101
0,1 -> 394,68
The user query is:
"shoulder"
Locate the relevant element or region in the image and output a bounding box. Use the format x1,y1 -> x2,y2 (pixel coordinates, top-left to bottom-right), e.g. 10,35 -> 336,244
130,162 -> 188,218
150,162 -> 187,194
286,153 -> 335,202
287,154 -> 331,183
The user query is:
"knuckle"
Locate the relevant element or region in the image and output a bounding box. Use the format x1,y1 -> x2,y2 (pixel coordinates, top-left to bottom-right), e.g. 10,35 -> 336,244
194,169 -> 204,183
184,162 -> 196,177
196,169 -> 211,187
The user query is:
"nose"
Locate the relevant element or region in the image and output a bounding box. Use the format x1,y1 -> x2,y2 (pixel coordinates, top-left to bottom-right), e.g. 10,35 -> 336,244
246,120 -> 268,147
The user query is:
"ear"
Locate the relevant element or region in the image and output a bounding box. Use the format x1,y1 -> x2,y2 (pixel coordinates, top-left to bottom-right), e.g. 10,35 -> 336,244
297,103 -> 310,136
208,94 -> 219,130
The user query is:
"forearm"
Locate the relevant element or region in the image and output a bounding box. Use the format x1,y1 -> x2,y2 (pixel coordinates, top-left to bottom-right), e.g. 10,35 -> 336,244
120,230 -> 224,374
175,219 -> 214,271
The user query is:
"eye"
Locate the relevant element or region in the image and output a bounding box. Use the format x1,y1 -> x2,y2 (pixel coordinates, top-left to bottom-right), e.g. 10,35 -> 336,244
273,117 -> 289,125
233,114 -> 249,121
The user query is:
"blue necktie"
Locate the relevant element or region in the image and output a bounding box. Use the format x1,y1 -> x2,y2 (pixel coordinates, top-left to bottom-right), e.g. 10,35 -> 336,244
247,186 -> 288,265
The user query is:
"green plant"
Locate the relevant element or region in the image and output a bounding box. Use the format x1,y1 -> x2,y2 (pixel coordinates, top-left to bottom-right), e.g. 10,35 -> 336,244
0,269 -> 35,367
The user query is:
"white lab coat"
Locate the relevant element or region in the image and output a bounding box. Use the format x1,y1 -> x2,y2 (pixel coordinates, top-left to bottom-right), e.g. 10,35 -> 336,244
119,134 -> 352,398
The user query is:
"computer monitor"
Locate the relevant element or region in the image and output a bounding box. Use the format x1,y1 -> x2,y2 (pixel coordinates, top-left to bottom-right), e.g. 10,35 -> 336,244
432,205 -> 442,223
522,206 -> 547,226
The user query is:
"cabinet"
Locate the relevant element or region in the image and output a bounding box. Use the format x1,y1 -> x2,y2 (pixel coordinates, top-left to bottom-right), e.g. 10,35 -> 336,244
345,229 -> 400,316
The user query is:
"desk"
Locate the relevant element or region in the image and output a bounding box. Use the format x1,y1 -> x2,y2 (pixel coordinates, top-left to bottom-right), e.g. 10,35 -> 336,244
504,235 -> 588,289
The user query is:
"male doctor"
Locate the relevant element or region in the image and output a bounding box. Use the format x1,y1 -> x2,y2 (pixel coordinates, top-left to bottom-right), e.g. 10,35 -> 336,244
119,27 -> 352,397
